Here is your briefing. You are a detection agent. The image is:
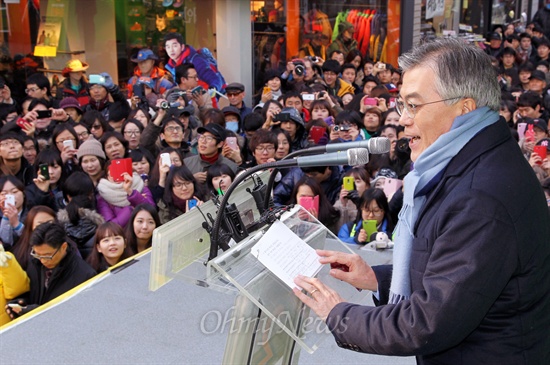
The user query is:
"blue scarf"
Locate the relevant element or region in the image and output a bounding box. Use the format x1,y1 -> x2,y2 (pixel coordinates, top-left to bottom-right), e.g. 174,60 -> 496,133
389,107 -> 500,304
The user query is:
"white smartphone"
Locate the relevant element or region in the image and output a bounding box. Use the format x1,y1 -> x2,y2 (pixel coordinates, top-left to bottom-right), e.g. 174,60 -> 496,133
4,193 -> 15,208
63,139 -> 74,149
160,153 -> 172,167
7,303 -> 22,310
303,94 -> 315,101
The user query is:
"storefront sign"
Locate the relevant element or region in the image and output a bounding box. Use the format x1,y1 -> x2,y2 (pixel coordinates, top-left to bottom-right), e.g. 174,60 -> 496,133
426,0 -> 445,19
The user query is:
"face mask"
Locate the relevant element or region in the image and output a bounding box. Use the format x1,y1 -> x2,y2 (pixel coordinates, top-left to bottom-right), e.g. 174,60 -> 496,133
226,121 -> 239,133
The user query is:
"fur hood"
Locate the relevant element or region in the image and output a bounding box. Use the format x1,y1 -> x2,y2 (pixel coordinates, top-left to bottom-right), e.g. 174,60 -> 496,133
58,208 -> 105,227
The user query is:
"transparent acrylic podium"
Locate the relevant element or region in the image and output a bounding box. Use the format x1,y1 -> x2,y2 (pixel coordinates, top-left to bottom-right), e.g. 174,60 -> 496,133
149,171 -> 369,363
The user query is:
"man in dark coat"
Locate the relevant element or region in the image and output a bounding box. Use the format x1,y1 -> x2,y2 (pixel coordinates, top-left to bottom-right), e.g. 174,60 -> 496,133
294,38 -> 550,364
5,222 -> 96,319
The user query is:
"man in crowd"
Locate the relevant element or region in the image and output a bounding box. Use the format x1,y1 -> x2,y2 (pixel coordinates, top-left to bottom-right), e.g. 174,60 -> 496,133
225,82 -> 252,120
0,133 -> 34,185
25,73 -> 59,108
174,63 -> 212,116
294,37 -> 550,364
5,222 -> 96,319
127,48 -> 174,98
322,60 -> 355,98
164,32 -> 226,92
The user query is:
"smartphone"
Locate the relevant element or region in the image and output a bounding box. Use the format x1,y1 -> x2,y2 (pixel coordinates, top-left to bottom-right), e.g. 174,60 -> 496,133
363,98 -> 378,106
525,124 -> 535,143
302,93 -> 315,101
343,176 -> 355,191
16,118 -> 29,129
160,153 -> 172,167
309,126 -> 325,144
383,178 -> 403,199
36,110 -> 52,119
4,193 -> 15,208
517,122 -> 527,140
89,74 -> 105,84
109,158 -> 133,183
378,63 -> 386,70
298,195 -> 319,212
263,86 -> 271,94
191,85 -> 206,95
273,112 -> 291,122
132,83 -> 145,98
63,139 -> 74,149
187,199 -> 197,210
389,97 -> 396,108
7,303 -> 22,310
362,220 -> 378,240
225,136 -> 238,151
39,163 -> 50,180
533,145 -> 547,165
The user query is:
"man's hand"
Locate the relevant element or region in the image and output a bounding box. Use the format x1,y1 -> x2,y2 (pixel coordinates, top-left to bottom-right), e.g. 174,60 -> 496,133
193,171 -> 207,184
293,275 -> 345,321
317,250 -> 378,291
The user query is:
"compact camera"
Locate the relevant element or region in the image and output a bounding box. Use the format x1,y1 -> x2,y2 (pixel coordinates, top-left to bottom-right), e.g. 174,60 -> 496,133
333,125 -> 351,132
160,101 -> 181,110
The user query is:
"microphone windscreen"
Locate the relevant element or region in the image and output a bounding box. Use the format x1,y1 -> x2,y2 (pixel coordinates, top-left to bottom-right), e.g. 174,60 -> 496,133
369,137 -> 392,154
348,148 -> 370,165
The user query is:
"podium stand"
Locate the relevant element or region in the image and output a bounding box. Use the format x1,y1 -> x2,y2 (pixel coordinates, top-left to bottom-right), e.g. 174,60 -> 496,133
149,171 -> 369,364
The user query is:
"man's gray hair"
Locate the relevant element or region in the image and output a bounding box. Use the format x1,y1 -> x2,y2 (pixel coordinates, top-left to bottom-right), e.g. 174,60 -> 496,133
398,38 -> 501,111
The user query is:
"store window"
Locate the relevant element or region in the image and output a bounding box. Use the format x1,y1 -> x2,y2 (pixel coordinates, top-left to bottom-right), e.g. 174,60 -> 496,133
251,0 -> 400,94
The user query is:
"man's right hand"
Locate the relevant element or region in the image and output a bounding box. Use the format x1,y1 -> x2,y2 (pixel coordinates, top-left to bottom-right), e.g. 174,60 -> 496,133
193,171 -> 207,184
316,249 -> 378,292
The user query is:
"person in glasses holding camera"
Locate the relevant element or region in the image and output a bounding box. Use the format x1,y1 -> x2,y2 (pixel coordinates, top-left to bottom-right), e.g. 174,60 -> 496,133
4,222 -> 95,320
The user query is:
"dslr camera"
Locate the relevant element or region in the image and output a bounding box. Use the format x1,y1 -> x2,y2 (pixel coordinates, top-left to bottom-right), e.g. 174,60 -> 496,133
333,124 -> 351,132
293,63 -> 305,76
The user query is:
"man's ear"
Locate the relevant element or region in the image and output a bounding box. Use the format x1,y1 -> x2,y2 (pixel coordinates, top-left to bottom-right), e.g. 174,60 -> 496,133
461,98 -> 477,115
216,140 -> 224,149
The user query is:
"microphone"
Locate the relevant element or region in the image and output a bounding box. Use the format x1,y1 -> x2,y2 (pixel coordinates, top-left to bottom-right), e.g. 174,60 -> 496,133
304,137 -> 391,155
273,148 -> 370,169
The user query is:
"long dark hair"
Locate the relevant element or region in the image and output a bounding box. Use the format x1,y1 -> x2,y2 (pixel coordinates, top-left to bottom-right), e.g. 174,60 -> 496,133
34,149 -> 67,188
358,188 -> 394,232
62,172 -> 96,225
206,162 -> 236,194
51,123 -> 80,154
125,203 -> 161,253
87,221 -> 133,273
148,147 -> 183,188
163,165 -> 206,219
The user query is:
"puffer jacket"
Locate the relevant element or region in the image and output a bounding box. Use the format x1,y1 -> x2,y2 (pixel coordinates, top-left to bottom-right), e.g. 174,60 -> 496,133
57,208 -> 104,260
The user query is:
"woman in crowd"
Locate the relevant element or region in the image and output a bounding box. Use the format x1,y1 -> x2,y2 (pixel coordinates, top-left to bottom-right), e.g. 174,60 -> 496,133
25,149 -> 66,210
121,118 -> 144,151
0,176 -> 28,247
382,108 -> 401,126
12,205 -> 56,271
148,147 -> 183,202
77,138 -> 106,187
51,123 -> 80,170
260,100 -> 283,130
361,107 -> 382,139
345,49 -> 365,87
158,165 -> 206,224
81,110 -> 112,140
126,203 -> 161,253
100,131 -> 129,161
96,160 -> 155,228
87,221 -> 133,273
309,99 -> 334,123
128,108 -> 151,128
289,176 -> 340,235
206,163 -> 235,196
275,129 -> 291,161
334,166 -> 371,230
57,172 -> 104,260
500,99 -> 517,129
129,149 -> 152,184
330,110 -> 362,143
338,188 -> 394,244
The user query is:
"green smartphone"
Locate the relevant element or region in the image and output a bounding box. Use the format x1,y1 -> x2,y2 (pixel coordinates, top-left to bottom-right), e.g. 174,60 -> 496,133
343,176 -> 355,191
362,220 -> 378,240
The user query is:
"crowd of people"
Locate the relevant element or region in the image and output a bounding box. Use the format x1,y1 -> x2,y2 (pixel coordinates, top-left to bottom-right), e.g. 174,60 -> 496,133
0,22 -> 549,330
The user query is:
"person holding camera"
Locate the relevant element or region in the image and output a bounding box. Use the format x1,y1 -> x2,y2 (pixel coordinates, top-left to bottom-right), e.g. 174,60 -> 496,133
127,48 -> 174,99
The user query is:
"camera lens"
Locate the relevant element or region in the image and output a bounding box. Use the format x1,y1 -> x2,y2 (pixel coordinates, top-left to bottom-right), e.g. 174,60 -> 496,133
395,138 -> 411,154
294,64 -> 305,76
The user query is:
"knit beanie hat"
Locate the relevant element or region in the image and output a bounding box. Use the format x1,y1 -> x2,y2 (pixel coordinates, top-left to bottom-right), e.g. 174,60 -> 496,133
77,138 -> 106,160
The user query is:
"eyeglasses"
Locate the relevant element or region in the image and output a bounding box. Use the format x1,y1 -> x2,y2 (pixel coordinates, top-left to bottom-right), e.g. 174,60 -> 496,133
395,97 -> 460,119
364,208 -> 383,216
25,87 -> 40,94
30,246 -> 61,261
255,145 -> 275,153
77,131 -> 89,138
92,124 -> 102,130
173,180 -> 193,189
165,126 -> 183,133
227,92 -> 242,97
197,134 -> 216,143
0,140 -> 21,148
124,130 -> 141,136
187,74 -> 198,80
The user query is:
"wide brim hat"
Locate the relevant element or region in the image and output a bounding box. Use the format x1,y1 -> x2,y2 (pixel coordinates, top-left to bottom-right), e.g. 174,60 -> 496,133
62,59 -> 89,77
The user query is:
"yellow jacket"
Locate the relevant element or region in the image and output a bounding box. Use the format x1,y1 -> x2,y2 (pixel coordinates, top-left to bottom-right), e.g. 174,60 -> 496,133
0,252 -> 30,326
